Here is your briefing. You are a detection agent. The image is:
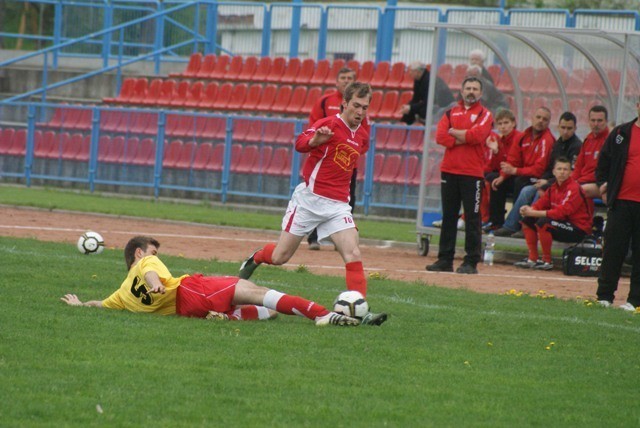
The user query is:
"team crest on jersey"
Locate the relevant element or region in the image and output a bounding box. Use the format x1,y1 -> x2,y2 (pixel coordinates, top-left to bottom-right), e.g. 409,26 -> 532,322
334,144 -> 359,171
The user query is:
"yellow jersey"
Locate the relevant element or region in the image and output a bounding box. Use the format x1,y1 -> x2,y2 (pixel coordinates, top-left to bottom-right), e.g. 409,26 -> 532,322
102,255 -> 189,315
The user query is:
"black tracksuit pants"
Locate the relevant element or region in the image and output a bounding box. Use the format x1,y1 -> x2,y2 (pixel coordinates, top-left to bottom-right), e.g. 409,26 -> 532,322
597,200 -> 640,306
438,172 -> 483,266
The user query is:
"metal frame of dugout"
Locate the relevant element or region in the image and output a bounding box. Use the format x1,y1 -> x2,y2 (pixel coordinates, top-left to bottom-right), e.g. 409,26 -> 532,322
414,22 -> 640,257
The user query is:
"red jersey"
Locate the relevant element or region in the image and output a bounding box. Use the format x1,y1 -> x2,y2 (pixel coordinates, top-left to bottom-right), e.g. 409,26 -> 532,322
308,91 -> 371,131
532,177 -> 593,234
436,100 -> 494,178
617,125 -> 640,202
502,126 -> 555,179
485,129 -> 523,173
296,114 -> 369,203
571,128 -> 609,184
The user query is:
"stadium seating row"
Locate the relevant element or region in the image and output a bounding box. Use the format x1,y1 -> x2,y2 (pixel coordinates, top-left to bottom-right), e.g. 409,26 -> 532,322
168,54 -> 414,90
0,127 -> 425,185
103,79 -> 411,119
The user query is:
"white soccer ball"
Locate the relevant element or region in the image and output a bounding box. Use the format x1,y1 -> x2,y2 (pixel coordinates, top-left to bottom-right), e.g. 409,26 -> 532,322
333,291 -> 369,319
77,231 -> 105,255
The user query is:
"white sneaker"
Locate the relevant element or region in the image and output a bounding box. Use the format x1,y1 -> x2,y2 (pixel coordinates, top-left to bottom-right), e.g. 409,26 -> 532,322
432,220 -> 442,228
457,218 -> 465,230
619,302 -> 636,312
597,300 -> 612,308
315,312 -> 360,326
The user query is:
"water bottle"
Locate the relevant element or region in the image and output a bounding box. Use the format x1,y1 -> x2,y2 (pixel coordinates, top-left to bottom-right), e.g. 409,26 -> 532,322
483,232 -> 495,266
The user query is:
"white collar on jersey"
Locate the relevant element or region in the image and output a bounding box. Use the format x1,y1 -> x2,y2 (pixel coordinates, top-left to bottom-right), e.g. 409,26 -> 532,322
337,113 -> 360,136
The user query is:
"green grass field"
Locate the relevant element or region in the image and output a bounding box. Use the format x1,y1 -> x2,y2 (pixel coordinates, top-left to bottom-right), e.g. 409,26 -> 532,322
1,235 -> 639,427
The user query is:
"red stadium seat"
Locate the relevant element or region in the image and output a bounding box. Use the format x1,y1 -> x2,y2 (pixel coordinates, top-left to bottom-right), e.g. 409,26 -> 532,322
366,91 -> 384,118
59,132 -> 83,160
265,147 -> 291,176
225,83 -> 249,111
140,78 -> 163,106
294,59 -> 315,85
173,114 -> 198,138
195,54 -> 217,79
75,135 -> 91,162
275,122 -> 295,145
128,78 -> 149,105
211,83 -> 234,110
95,135 -> 111,162
34,130 -> 55,158
393,155 -> 420,185
400,68 -> 414,90
169,81 -> 190,107
252,57 -> 272,81
232,118 -> 252,142
377,154 -> 402,184
104,136 -> 125,163
233,145 -> 259,174
198,82 -> 219,109
394,91 -> 413,120
265,57 -> 287,82
253,146 -> 273,174
224,55 -> 244,81
162,140 -> 184,168
244,119 -> 264,143
237,55 -> 258,81
347,59 -> 361,76
241,84 -> 263,111
200,117 -> 225,140
384,128 -> 408,152
406,127 -> 425,153
184,81 -> 205,108
449,64 -> 468,90
309,59 -> 330,86
131,138 -> 156,166
103,78 -> 135,104
7,129 -> 26,156
518,67 -> 536,93
369,61 -> 390,88
376,91 -> 400,120
165,113 -> 181,137
209,54 -> 231,80
261,121 -> 281,144
119,137 -> 140,164
358,61 -> 375,84
192,142 -> 213,170
204,143 -> 225,172
279,58 -> 301,84
171,52 -> 202,78
300,87 -> 322,117
372,126 -> 391,150
255,84 -> 278,112
154,79 -> 176,107
323,59 -> 346,85
173,141 -> 197,169
72,108 -> 92,131
284,86 -> 308,114
270,85 -> 293,113
385,62 -> 406,89
487,64 -> 501,84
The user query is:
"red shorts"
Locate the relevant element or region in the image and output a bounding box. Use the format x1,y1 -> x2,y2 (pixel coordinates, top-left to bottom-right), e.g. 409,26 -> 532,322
176,274 -> 238,318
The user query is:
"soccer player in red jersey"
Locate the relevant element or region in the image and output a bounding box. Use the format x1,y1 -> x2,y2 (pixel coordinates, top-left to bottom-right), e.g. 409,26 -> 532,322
61,236 -> 360,326
305,67 -> 370,250
514,157 -> 593,271
571,105 -> 609,198
238,82 -> 387,325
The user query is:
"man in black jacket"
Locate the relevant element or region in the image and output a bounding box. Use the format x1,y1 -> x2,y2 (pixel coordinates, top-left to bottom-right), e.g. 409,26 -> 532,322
596,103 -> 640,311
399,62 -> 454,125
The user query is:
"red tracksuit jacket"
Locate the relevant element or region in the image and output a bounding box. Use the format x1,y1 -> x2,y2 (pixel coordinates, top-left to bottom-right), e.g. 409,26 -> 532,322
502,126 -> 555,179
532,176 -> 593,234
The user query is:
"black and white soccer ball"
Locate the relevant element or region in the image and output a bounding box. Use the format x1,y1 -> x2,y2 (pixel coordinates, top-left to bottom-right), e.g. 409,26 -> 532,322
333,291 -> 369,319
77,231 -> 105,255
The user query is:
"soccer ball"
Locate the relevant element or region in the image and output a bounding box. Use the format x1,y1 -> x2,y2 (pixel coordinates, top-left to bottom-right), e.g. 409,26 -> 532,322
333,291 -> 369,319
77,231 -> 105,255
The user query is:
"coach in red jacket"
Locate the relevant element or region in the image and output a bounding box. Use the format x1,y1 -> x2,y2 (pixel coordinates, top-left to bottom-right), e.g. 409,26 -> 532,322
427,77 -> 494,274
515,156 -> 593,271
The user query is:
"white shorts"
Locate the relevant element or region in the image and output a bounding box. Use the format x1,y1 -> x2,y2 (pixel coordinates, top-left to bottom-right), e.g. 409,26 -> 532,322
281,183 -> 356,243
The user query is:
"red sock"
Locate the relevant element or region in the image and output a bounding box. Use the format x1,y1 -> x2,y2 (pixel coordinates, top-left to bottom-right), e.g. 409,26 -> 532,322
345,261 -> 367,297
263,290 -> 328,320
254,243 -> 276,265
537,225 -> 553,263
523,226 -> 539,261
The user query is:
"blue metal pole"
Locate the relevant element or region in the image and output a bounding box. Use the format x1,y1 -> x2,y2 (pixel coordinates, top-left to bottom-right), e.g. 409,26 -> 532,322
154,2 -> 165,75
25,105 -> 36,187
261,6 -> 272,57
102,2 -> 113,68
289,1 -> 302,59
374,9 -> 385,63
88,107 -> 101,192
221,116 -> 234,203
53,0 -> 62,69
382,0 -> 398,63
205,2 -> 218,54
317,7 -> 328,60
154,112 -> 166,199
289,120 -> 303,195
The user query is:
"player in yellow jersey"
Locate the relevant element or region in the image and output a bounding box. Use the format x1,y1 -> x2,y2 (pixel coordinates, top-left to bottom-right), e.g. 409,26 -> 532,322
61,236 -> 359,326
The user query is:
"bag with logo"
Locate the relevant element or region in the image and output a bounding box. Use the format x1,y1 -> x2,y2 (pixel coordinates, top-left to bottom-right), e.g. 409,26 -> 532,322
562,237 -> 603,277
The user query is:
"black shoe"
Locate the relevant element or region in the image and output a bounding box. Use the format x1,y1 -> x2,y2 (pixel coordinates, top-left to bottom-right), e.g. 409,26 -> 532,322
426,259 -> 453,272
510,230 -> 525,239
239,250 -> 260,279
456,263 -> 478,274
493,227 -> 514,237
